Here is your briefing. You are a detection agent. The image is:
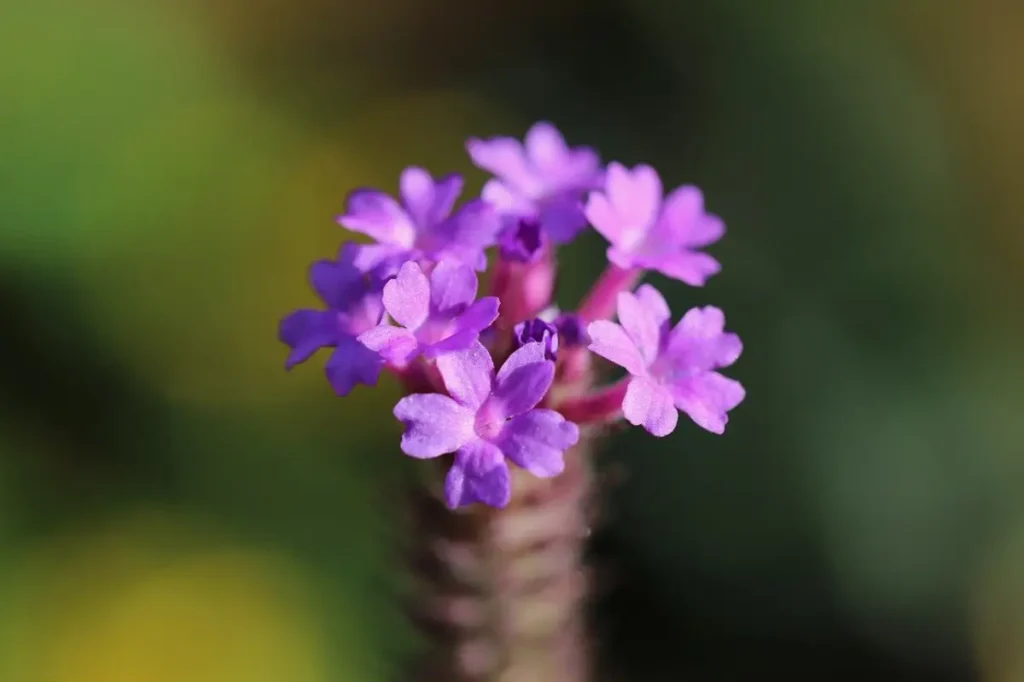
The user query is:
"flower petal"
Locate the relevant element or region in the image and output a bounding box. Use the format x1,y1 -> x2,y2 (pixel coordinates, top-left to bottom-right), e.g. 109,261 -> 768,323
399,167 -> 463,228
498,409 -> 579,478
623,376 -> 678,437
650,250 -> 721,287
466,136 -> 536,195
607,163 -> 662,240
445,439 -> 511,509
616,290 -> 662,366
424,297 -> 501,357
429,259 -> 478,313
666,306 -> 743,370
357,325 -> 419,367
524,122 -> 569,172
586,320 -> 648,377
436,341 -> 494,410
383,261 -> 430,330
426,200 -> 502,270
324,335 -> 383,396
537,196 -> 587,244
394,393 -> 475,458
633,284 -> 670,328
278,309 -> 338,369
492,360 -> 555,418
671,371 -> 745,435
337,189 -> 416,247
495,341 -> 547,384
585,191 -> 620,244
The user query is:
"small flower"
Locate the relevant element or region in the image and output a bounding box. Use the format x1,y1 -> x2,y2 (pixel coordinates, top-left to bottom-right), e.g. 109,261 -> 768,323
468,122 -> 602,245
553,313 -> 588,348
393,341 -> 580,508
587,285 -> 744,436
278,243 -> 386,396
337,167 -> 502,271
585,163 -> 724,286
360,260 -> 500,365
513,318 -> 558,361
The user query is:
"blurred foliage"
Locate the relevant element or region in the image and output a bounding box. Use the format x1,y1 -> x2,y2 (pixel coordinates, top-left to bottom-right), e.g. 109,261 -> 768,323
2,0 -> 1023,680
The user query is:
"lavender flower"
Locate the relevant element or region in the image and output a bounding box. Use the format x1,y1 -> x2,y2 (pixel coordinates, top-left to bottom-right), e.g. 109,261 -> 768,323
338,167 -> 502,271
359,260 -> 500,365
394,341 -> 579,508
585,162 -> 725,286
468,122 -> 602,246
278,243 -> 386,395
513,318 -> 558,361
587,285 -> 744,436
498,217 -> 544,263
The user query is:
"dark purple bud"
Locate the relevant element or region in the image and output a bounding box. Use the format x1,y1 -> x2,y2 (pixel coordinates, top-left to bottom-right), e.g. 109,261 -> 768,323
553,314 -> 587,348
498,218 -> 545,263
513,318 -> 558,361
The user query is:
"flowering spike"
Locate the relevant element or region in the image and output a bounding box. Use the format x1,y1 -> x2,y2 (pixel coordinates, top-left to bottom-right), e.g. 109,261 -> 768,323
281,122 -> 746,507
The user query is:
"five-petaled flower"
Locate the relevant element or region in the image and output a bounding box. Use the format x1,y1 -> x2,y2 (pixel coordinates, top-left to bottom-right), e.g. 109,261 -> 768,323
585,162 -> 725,286
587,285 -> 744,436
280,122 -> 747,509
360,260 -> 500,366
469,122 -> 603,246
338,166 -> 502,272
277,243 -> 387,396
394,342 -> 580,508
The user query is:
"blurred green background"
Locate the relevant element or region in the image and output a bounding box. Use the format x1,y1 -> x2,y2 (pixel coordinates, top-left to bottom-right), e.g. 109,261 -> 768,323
2,0 -> 1023,680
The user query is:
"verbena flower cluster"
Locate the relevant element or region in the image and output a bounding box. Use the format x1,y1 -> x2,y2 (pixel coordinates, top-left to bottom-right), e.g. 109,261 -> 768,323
279,123 -> 745,509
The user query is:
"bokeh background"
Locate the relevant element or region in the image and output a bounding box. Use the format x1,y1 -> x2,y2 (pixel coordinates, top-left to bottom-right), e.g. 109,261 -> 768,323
2,0 -> 1023,680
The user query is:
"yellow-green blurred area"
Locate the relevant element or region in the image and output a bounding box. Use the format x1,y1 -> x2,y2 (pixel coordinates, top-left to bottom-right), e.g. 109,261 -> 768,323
1,0 -> 1022,679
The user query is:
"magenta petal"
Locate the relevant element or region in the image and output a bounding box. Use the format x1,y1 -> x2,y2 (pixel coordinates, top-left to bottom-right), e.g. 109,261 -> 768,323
623,376 -> 678,437
616,291 -> 662,366
444,439 -> 511,509
394,393 -> 475,458
466,136 -> 534,193
324,335 -> 383,396
538,197 -> 587,244
429,260 -> 478,313
606,163 -> 662,237
357,325 -> 418,367
337,189 -> 416,247
670,371 -> 745,435
436,342 -> 494,410
633,284 -> 671,328
430,200 -> 502,271
667,306 -> 742,370
651,251 -> 721,287
524,121 -> 569,172
499,409 -> 578,478
492,360 -> 555,417
586,321 -> 648,377
279,309 -> 338,369
495,341 -> 548,384
585,191 -> 620,245
383,261 -> 430,329
399,167 -> 463,228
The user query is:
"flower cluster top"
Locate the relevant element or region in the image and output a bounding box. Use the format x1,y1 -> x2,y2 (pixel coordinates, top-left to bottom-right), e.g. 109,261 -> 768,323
280,122 -> 745,509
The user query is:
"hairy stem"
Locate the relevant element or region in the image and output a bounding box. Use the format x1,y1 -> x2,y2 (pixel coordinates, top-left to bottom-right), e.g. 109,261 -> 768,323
404,432 -> 596,682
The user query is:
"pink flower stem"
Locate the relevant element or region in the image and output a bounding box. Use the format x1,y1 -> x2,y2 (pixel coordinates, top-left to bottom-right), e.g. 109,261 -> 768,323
556,378 -> 630,424
575,264 -> 641,322
490,250 -> 556,331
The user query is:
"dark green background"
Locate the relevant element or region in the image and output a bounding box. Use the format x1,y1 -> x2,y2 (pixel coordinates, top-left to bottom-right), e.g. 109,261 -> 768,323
2,0 -> 1022,680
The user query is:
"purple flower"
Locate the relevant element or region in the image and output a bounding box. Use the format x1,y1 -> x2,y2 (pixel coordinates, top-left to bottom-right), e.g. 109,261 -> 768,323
513,318 -> 558,361
393,341 -> 580,508
587,285 -> 744,436
359,260 -> 500,365
468,122 -> 603,246
585,163 -> 725,286
337,167 -> 502,271
278,243 -> 386,396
